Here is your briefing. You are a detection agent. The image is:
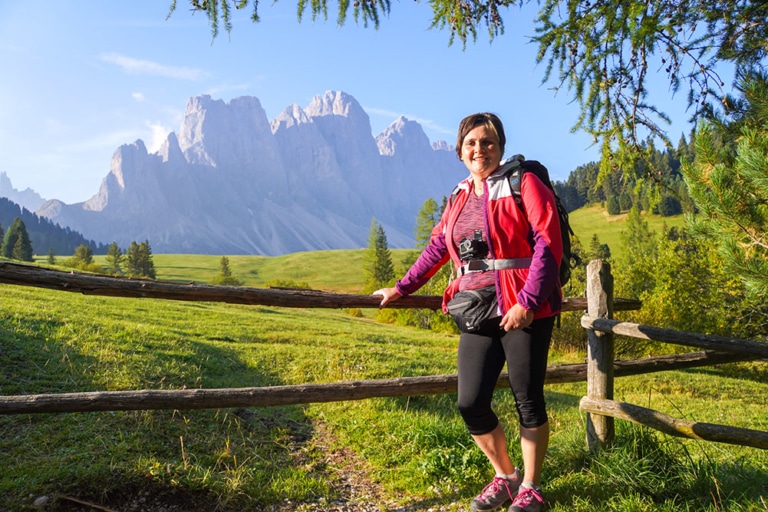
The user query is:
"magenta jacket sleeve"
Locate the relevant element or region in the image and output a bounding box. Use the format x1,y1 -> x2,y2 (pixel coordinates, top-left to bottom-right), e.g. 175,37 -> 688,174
515,173 -> 563,313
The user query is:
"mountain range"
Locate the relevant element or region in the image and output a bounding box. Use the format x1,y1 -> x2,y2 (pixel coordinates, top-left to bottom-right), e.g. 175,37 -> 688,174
30,91 -> 467,255
0,172 -> 46,213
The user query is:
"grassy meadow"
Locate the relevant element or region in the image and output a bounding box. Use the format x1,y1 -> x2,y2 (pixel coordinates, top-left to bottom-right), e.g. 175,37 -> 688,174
0,211 -> 766,511
568,206 -> 686,260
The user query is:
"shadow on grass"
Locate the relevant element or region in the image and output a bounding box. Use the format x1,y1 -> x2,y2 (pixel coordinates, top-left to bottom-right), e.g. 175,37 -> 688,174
0,307 -> 340,511
683,359 -> 768,384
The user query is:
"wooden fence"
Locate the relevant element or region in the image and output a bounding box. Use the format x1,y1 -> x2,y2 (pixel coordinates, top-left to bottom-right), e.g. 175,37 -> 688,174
580,260 -> 768,451
0,260 -> 765,451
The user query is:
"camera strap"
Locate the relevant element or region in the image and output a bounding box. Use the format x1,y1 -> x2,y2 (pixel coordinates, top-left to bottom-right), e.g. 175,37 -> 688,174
459,258 -> 533,275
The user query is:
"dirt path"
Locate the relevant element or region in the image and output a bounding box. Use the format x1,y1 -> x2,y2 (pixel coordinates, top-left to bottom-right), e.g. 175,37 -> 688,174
48,417 -> 466,512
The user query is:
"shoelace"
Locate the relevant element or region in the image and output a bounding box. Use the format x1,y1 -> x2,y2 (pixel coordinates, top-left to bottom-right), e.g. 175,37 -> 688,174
478,477 -> 511,501
513,487 -> 541,506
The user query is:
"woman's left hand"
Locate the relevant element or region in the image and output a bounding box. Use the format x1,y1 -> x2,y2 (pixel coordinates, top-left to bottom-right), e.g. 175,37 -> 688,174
500,303 -> 534,331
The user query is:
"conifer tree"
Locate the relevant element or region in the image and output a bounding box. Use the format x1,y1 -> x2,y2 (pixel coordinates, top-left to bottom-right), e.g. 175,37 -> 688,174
73,244 -> 94,266
139,241 -> 156,279
618,191 -> 632,212
211,256 -> 243,286
683,73 -> 768,296
125,242 -> 140,276
126,240 -> 156,279
105,242 -> 124,275
606,196 -> 621,215
2,218 -> 33,261
619,205 -> 658,299
414,198 -> 440,250
588,234 -> 610,261
363,218 -> 394,293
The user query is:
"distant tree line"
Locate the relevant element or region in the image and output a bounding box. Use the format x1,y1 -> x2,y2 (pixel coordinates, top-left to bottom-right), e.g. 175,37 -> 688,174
62,240 -> 157,279
553,136 -> 696,217
0,197 -> 107,256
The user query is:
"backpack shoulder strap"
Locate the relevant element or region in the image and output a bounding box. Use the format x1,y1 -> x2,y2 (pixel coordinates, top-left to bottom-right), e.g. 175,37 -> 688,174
500,154 -> 527,205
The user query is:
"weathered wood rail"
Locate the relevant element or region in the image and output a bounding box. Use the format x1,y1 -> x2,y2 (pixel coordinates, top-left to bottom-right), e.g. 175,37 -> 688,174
580,397 -> 768,450
0,261 -> 641,312
0,350 -> 752,415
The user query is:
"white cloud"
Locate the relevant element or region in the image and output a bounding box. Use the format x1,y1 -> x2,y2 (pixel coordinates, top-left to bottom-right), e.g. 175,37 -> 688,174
145,121 -> 172,153
100,52 -> 208,81
132,92 -> 145,102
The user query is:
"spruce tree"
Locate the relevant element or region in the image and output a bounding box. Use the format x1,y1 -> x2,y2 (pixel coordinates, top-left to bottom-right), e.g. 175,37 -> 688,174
125,241 -> 141,276
211,256 -> 243,286
105,242 -> 124,275
363,219 -> 395,293
2,218 -> 33,261
73,244 -> 94,266
414,198 -> 440,250
607,196 -> 621,215
138,241 -> 156,279
125,240 -> 156,279
683,73 -> 768,296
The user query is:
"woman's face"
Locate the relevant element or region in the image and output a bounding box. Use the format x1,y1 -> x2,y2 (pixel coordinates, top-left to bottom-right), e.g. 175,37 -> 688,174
460,124 -> 502,181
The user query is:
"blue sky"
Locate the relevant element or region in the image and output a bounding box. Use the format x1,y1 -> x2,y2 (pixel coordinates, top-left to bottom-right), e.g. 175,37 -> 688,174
0,0 -> 694,204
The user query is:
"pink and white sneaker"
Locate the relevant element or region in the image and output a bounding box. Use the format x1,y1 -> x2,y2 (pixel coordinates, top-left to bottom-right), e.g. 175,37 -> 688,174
508,484 -> 545,512
469,468 -> 521,511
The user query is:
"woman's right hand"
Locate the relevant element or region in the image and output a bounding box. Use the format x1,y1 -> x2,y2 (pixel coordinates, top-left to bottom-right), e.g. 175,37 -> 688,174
372,287 -> 401,308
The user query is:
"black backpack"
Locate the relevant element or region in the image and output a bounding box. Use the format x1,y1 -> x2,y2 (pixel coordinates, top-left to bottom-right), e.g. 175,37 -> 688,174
502,154 -> 578,286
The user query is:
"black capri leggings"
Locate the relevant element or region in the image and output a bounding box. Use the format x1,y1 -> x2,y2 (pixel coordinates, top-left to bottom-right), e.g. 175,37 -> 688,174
457,315 -> 555,434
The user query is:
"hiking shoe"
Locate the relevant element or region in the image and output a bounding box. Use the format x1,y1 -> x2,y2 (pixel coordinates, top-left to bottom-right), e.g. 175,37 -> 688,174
469,469 -> 521,512
508,485 -> 545,512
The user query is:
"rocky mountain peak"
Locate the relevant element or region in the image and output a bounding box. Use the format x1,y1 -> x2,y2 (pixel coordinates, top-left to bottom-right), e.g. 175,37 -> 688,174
306,91 -> 365,119
0,172 -> 46,212
376,116 -> 431,157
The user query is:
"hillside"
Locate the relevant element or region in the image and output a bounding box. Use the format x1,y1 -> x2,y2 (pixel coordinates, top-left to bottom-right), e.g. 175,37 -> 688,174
568,205 -> 686,260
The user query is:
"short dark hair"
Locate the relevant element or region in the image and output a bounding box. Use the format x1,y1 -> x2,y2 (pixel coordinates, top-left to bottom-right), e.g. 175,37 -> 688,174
455,113 -> 506,160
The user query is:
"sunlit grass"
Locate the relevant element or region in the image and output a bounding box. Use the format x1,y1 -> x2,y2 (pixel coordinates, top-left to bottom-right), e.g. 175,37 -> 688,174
1,252 -> 766,511
569,205 -> 686,260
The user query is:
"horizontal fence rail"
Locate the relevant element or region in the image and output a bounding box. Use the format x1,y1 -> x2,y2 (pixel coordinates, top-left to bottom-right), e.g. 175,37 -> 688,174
0,261 -> 642,312
580,397 -> 768,450
0,350 -> 753,415
582,315 -> 768,358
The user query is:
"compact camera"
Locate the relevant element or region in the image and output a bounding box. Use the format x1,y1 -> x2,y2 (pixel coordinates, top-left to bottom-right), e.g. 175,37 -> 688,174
459,230 -> 489,261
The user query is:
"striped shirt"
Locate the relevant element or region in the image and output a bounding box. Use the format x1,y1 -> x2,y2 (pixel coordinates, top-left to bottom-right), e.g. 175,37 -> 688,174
453,189 -> 496,291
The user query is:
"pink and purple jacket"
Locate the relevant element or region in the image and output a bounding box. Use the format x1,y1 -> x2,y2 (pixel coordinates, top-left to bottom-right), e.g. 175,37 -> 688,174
394,165 -> 563,319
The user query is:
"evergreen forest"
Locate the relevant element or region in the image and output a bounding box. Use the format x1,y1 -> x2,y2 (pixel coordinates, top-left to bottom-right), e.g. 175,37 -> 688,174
0,197 -> 106,257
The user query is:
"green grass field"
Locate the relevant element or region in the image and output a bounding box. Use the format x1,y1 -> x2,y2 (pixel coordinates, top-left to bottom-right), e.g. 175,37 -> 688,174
568,206 -> 686,260
149,249 -> 378,292
1,209 -> 765,511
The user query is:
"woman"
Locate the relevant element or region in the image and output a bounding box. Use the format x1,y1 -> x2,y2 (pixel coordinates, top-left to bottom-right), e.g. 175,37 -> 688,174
374,112 -> 562,512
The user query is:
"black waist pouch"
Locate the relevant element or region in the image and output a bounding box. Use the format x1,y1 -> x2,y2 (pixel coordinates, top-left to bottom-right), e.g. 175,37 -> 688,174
446,286 -> 499,333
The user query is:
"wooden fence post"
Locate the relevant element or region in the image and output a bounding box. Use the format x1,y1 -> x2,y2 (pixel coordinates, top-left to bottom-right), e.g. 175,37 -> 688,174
585,259 -> 615,452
